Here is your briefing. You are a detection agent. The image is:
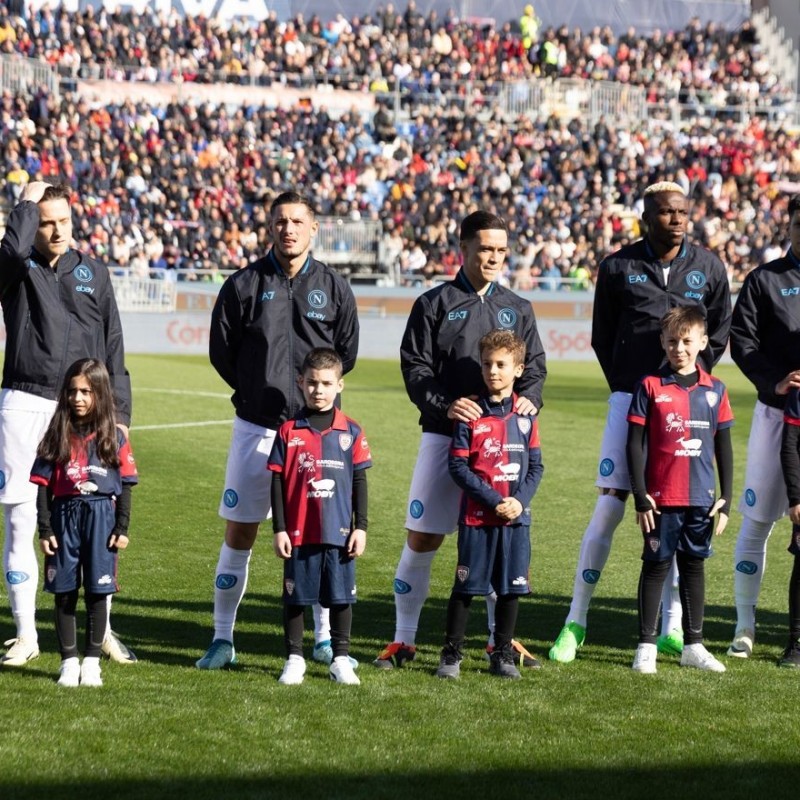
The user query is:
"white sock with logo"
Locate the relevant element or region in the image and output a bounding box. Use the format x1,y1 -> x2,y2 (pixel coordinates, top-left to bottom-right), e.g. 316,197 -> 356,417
566,494 -> 626,628
393,544 -> 436,645
733,517 -> 774,631
213,543 -> 251,643
4,501 -> 39,643
486,591 -> 497,647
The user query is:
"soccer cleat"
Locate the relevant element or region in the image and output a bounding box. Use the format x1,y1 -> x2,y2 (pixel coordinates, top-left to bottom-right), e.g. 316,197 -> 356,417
373,641 -> 416,670
0,637 -> 40,667
312,640 -> 359,669
632,643 -> 658,674
330,656 -> 361,685
101,631 -> 138,664
278,655 -> 306,685
656,629 -> 684,656
485,639 -> 542,669
436,644 -> 462,679
727,628 -> 754,659
80,657 -> 103,687
681,643 -> 726,672
57,657 -> 80,688
548,622 -> 586,663
778,639 -> 800,669
196,639 -> 237,670
489,645 -> 522,679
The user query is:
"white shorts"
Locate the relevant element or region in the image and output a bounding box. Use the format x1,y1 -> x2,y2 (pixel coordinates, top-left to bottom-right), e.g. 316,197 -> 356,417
738,401 -> 787,523
595,392 -> 633,491
404,433 -> 462,534
0,390 -> 57,504
218,416 -> 277,523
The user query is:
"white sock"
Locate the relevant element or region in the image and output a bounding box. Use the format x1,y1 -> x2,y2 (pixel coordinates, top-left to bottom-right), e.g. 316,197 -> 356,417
733,517 -> 774,630
3,501 -> 39,642
660,558 -> 682,636
313,604 -> 330,644
566,494 -> 626,628
486,590 -> 497,647
213,543 -> 251,642
393,544 -> 436,644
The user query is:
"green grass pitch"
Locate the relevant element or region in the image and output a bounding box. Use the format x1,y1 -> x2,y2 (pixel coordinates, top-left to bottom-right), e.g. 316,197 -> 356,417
1,356 -> 797,800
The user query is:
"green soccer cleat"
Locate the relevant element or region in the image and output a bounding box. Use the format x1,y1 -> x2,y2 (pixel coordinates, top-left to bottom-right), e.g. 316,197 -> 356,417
656,629 -> 684,656
548,621 -> 586,663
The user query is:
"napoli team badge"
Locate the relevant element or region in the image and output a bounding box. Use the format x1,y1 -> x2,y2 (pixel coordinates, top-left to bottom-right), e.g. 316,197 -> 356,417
736,561 -> 758,575
744,488 -> 756,507
216,574 -> 237,590
497,308 -> 517,329
6,570 -> 29,585
74,265 -> 94,283
409,499 -> 424,519
0,470 -> 5,490
339,434 -> 353,451
308,289 -> 328,309
223,489 -> 239,508
685,271 -> 707,290
517,418 -> 532,435
394,579 -> 412,594
582,569 -> 600,584
599,458 -> 615,477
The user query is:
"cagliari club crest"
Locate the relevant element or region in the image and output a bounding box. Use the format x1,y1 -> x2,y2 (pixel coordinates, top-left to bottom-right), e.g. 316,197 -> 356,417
339,434 -> 353,451
517,418 -> 531,435
456,565 -> 470,583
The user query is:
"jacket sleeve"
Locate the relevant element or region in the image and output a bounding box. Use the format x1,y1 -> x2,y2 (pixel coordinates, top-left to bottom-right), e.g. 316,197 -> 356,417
334,281 -> 360,376
591,258 -> 618,386
700,255 -> 732,371
400,294 -> 453,422
730,271 -> 784,396
102,271 -> 132,426
209,277 -> 242,391
0,201 -> 38,298
515,305 -> 547,411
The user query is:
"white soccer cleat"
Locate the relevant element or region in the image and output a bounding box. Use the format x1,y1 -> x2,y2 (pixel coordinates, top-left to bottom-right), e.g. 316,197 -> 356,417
278,655 -> 306,685
80,657 -> 104,687
681,643 -> 726,672
0,637 -> 40,667
632,643 -> 658,674
101,630 -> 137,664
330,655 -> 361,685
727,628 -> 754,659
57,657 -> 80,688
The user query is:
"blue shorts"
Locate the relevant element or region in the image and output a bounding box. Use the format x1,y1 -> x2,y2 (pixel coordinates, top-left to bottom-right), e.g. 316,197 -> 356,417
282,544 -> 356,606
641,507 -> 713,562
44,497 -> 119,595
453,523 -> 531,596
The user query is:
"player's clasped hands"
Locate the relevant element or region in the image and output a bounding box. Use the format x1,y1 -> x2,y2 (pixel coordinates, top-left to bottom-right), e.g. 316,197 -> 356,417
495,497 -> 523,522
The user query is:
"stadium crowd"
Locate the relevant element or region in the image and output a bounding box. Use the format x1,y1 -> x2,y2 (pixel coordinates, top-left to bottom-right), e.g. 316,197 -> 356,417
0,2 -> 799,288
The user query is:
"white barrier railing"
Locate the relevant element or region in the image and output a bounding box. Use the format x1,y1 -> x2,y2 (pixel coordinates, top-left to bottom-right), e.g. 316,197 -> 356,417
110,275 -> 177,312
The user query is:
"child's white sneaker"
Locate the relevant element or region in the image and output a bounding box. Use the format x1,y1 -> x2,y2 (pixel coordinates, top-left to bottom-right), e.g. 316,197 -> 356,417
278,655 -> 306,685
57,657 -> 80,687
680,643 -> 726,672
330,655 -> 361,684
80,656 -> 103,687
632,643 -> 657,674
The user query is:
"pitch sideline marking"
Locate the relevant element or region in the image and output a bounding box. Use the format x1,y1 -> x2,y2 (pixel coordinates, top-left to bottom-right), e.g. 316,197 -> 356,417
133,420 -> 232,431
137,387 -> 230,399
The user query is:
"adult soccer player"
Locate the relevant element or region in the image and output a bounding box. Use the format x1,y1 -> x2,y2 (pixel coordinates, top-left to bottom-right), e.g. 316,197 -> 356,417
198,191 -> 359,669
549,181 -> 732,663
0,181 -> 132,667
374,209 -> 547,669
726,193 -> 800,658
